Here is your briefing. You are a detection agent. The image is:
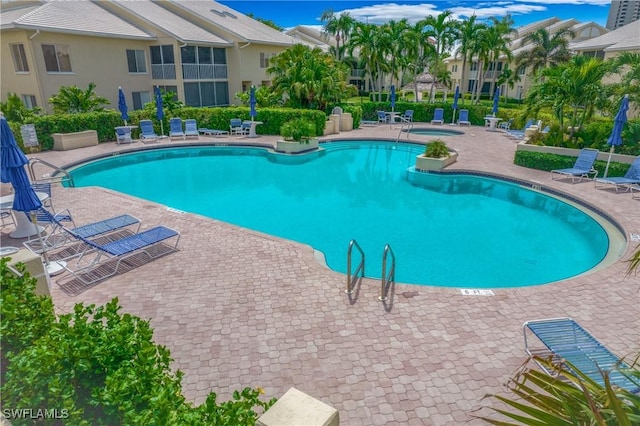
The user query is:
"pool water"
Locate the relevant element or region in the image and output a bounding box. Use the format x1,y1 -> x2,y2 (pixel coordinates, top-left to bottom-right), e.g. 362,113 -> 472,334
68,142 -> 609,288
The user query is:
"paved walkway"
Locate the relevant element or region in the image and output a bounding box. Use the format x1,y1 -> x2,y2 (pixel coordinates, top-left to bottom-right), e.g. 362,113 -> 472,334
2,124 -> 639,425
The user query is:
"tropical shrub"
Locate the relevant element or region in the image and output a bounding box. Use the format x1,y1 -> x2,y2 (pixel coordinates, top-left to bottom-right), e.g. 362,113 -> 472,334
280,117 -> 316,142
48,82 -> 110,114
423,139 -> 450,158
0,93 -> 43,123
0,259 -> 276,425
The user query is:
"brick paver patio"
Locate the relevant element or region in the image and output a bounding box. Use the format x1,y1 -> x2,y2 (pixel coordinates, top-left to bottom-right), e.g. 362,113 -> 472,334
2,123 -> 638,425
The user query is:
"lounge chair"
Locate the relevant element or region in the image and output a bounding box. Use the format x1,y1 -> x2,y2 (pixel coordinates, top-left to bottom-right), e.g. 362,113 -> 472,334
594,156 -> 640,192
457,109 -> 471,126
506,119 -> 535,140
498,118 -> 514,131
377,111 -> 389,124
139,120 -> 159,142
631,184 -> 640,199
431,108 -> 444,125
24,208 -> 141,255
184,119 -> 199,139
524,318 -> 640,393
59,225 -> 180,285
115,127 -> 133,144
551,148 -> 599,183
230,118 -> 243,135
240,121 -> 252,136
198,128 -> 228,137
169,118 -> 185,140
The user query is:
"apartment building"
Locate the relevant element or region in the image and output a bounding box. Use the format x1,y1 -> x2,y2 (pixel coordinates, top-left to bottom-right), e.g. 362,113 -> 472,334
0,0 -> 302,113
444,17 -> 607,101
606,0 -> 640,30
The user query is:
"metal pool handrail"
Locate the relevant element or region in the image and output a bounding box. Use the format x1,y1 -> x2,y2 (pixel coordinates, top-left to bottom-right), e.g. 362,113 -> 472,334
379,243 -> 395,301
28,157 -> 75,187
346,239 -> 365,294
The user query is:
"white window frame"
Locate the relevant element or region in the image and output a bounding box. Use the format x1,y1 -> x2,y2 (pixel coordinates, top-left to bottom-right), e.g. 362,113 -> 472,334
126,49 -> 147,73
10,43 -> 29,72
42,44 -> 72,73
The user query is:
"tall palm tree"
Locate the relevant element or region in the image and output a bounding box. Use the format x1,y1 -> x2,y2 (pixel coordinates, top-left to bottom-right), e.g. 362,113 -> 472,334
454,16 -> 485,101
515,26 -> 576,76
405,20 -> 437,102
348,22 -> 391,102
612,52 -> 640,107
385,19 -> 412,87
496,64 -> 521,100
320,10 -> 355,61
422,11 -> 458,101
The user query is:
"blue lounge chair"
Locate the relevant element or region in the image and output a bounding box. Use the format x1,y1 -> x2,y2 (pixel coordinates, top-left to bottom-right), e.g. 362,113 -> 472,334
184,119 -> 199,139
550,148 -> 599,183
115,127 -> 133,144
431,108 -> 444,125
457,109 -> 471,126
24,208 -> 141,255
230,118 -> 243,135
169,118 -> 185,140
240,121 -> 252,136
506,119 -> 535,139
524,318 -> 640,393
594,156 -> 640,192
198,128 -> 228,137
400,110 -> 414,122
139,120 -> 159,142
377,111 -> 389,124
498,118 -> 514,130
60,225 -> 180,285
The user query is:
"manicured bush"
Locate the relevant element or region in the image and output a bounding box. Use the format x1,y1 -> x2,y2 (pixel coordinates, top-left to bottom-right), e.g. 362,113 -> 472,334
0,259 -> 276,425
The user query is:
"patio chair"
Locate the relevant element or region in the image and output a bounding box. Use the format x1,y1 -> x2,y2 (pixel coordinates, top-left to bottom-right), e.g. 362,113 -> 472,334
457,109 -> 471,126
240,121 -> 252,136
400,110 -> 414,122
115,127 -> 133,144
169,118 -> 185,140
139,120 -> 159,142
551,148 -> 599,183
24,208 -> 141,255
498,118 -> 514,131
59,224 -> 180,285
184,119 -> 199,139
506,119 -> 535,140
594,156 -> 640,192
198,128 -> 229,137
377,111 -> 389,124
524,318 -> 640,393
431,108 -> 444,125
230,118 -> 243,135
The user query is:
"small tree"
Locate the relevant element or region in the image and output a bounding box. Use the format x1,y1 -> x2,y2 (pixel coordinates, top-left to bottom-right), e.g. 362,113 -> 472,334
0,93 -> 44,123
48,82 -> 109,114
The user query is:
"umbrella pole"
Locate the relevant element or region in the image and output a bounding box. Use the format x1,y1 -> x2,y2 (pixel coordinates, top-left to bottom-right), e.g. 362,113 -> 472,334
160,121 -> 164,137
30,211 -> 65,276
603,146 -> 614,178
451,110 -> 457,125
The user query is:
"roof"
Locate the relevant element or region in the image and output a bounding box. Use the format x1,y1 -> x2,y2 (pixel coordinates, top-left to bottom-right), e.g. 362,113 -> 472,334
285,25 -> 333,51
570,19 -> 640,52
113,0 -> 231,46
169,0 -> 299,46
0,0 -> 155,40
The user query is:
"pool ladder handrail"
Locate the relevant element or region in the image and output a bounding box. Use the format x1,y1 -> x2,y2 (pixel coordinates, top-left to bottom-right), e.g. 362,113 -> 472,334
28,157 -> 75,187
395,117 -> 413,143
346,239 -> 365,294
379,243 -> 396,301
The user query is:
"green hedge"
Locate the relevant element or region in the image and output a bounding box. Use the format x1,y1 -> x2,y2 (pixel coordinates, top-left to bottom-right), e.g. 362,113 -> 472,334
0,259 -> 275,425
514,150 -> 632,177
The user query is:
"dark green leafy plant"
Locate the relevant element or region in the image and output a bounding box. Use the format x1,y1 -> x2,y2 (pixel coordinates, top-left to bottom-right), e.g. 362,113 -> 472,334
48,82 -> 109,114
0,93 -> 44,123
423,139 -> 450,158
280,117 -> 317,143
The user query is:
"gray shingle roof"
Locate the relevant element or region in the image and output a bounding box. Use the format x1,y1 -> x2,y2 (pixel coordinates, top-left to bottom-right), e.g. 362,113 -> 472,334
571,19 -> 640,52
113,0 -> 232,46
170,0 -> 299,46
1,0 -> 155,40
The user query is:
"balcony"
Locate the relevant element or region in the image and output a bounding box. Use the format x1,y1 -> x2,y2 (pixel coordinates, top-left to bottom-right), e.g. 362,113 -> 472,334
182,64 -> 228,80
152,64 -> 176,80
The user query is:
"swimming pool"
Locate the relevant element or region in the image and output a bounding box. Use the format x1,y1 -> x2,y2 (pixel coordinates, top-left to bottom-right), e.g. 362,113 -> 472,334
405,128 -> 465,136
67,141 -> 614,288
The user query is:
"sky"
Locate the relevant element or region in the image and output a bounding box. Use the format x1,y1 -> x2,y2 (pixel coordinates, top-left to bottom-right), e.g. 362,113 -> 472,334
217,0 -> 613,30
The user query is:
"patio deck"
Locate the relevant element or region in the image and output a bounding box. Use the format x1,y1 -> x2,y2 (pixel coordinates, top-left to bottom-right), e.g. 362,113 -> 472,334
2,123 -> 638,425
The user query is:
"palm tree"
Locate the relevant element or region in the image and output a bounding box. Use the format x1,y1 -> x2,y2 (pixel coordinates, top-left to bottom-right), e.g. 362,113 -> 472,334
48,82 -> 109,114
486,15 -> 516,98
611,52 -> 640,107
496,64 -> 521,100
347,22 -> 391,102
454,16 -> 485,102
404,20 -> 437,102
515,26 -> 576,76
320,10 -> 355,61
385,19 -> 412,88
422,11 -> 458,101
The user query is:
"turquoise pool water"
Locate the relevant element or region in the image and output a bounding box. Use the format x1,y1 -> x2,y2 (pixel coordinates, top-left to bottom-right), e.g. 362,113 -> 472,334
68,142 -> 609,288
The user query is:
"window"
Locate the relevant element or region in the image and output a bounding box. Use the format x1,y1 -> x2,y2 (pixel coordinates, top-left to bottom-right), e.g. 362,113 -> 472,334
22,95 -> 37,109
470,61 -> 478,71
126,49 -> 147,73
150,45 -> 176,79
260,53 -> 275,68
180,46 -> 227,80
132,91 -> 151,110
184,81 -> 229,106
42,44 -> 72,72
517,65 -> 526,75
10,44 -> 29,72
156,85 -> 178,100
451,64 -> 458,73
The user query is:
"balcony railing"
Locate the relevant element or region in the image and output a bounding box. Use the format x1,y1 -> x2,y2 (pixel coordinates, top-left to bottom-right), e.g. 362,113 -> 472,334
182,64 -> 228,80
151,64 -> 176,80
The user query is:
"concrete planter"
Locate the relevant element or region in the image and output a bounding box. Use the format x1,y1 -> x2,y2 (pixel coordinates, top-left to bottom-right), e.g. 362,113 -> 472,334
415,152 -> 457,171
275,138 -> 319,154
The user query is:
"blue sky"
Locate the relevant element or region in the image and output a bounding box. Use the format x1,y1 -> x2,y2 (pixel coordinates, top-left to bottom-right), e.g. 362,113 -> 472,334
218,0 -> 612,30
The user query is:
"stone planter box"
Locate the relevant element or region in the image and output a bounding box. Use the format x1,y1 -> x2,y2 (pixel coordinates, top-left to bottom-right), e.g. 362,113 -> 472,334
415,152 -> 457,171
53,130 -> 98,151
275,138 -> 319,154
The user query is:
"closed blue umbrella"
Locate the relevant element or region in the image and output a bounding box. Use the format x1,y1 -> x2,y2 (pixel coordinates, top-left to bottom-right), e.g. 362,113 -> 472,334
0,116 -> 41,213
492,87 -> 500,115
390,85 -> 396,111
451,85 -> 460,124
249,86 -> 257,121
155,86 -> 164,136
118,86 -> 129,125
604,94 -> 629,178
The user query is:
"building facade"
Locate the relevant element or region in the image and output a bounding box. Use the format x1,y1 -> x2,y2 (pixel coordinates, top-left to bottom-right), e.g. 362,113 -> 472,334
0,0 -> 302,113
606,0 -> 640,30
